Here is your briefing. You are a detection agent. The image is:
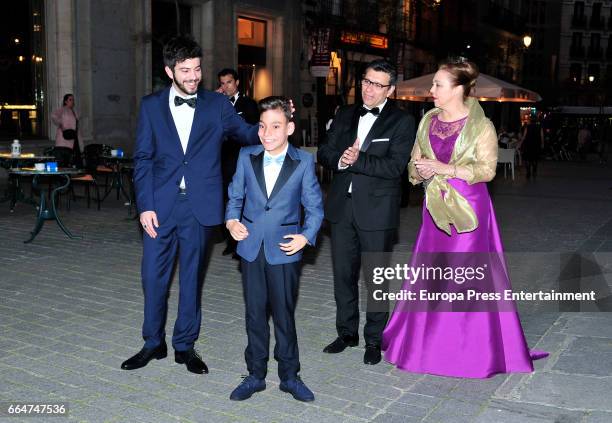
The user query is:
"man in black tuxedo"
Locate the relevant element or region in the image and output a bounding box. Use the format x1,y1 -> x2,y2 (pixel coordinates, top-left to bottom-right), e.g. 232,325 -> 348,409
218,68 -> 259,257
318,59 -> 415,365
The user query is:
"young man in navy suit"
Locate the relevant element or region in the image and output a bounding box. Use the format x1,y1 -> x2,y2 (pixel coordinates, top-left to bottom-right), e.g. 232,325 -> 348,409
121,36 -> 259,374
225,97 -> 323,402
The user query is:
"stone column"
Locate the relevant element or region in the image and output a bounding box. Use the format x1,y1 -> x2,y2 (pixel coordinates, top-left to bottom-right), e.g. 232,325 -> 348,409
45,0 -> 76,141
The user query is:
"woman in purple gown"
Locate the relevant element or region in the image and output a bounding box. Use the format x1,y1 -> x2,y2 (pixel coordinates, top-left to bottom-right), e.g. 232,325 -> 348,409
382,59 -> 547,378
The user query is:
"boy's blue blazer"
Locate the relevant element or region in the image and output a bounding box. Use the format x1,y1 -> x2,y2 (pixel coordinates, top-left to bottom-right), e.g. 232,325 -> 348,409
225,143 -> 323,265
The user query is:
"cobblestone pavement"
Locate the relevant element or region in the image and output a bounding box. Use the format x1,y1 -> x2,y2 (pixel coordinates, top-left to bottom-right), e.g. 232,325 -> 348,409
0,159 -> 611,422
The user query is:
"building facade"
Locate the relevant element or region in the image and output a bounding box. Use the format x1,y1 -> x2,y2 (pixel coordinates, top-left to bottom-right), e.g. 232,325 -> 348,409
558,0 -> 612,107
302,0 -> 535,139
521,0 -> 563,107
1,0 -> 302,149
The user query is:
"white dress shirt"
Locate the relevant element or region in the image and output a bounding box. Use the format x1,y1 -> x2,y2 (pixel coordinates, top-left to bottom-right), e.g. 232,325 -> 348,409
168,85 -> 197,189
231,92 -> 240,106
263,144 -> 288,197
341,99 -> 388,192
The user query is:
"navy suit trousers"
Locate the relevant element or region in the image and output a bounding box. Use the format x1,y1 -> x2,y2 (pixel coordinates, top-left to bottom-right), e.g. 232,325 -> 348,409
241,247 -> 301,381
141,193 -> 212,351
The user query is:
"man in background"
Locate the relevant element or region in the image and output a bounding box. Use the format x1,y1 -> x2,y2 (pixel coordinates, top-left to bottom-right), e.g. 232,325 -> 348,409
218,68 -> 259,257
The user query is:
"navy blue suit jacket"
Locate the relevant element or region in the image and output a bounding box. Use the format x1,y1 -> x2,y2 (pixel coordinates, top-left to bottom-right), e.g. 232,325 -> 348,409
225,144 -> 324,265
133,86 -> 259,226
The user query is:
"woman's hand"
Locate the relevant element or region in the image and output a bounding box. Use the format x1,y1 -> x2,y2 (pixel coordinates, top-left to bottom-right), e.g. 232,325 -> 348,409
414,158 -> 454,178
415,162 -> 435,180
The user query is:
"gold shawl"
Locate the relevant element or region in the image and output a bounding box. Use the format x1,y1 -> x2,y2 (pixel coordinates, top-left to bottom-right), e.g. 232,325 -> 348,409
408,97 -> 498,235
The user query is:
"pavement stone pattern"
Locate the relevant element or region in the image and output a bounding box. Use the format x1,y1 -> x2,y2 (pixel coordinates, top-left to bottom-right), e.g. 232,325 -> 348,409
0,160 -> 611,423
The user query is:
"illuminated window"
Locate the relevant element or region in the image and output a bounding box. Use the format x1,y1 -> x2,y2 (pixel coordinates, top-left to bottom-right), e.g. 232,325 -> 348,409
238,17 -> 266,66
238,17 -> 266,48
570,63 -> 582,83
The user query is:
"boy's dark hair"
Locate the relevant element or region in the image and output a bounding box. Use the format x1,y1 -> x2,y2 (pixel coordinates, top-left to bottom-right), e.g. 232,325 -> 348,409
217,68 -> 239,81
163,35 -> 202,70
364,59 -> 397,86
259,96 -> 292,121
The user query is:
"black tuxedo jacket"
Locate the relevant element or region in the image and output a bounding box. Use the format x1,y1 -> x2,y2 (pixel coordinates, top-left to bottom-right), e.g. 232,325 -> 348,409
233,94 -> 259,124
318,101 -> 415,231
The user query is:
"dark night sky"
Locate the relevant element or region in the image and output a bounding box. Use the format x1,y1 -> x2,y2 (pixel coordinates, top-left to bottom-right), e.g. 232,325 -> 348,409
0,1 -> 33,104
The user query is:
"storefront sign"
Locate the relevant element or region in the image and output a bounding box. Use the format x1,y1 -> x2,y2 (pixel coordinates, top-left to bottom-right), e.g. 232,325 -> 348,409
310,28 -> 331,77
340,31 -> 388,49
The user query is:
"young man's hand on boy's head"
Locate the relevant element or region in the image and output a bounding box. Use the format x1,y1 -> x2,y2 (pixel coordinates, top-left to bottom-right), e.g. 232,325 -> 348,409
226,219 -> 249,241
288,99 -> 295,117
279,234 -> 308,255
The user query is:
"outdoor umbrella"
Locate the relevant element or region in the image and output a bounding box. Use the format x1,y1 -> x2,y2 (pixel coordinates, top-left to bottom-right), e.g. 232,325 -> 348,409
395,72 -> 542,103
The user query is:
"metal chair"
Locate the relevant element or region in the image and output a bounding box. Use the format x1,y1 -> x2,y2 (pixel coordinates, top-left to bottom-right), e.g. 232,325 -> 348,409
84,144 -> 113,187
497,148 -> 516,180
60,145 -> 106,210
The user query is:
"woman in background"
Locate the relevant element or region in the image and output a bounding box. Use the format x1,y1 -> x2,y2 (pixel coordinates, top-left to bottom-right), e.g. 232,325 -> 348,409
51,93 -> 83,167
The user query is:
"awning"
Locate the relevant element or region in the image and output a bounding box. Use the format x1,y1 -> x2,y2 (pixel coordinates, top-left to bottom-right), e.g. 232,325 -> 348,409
395,72 -> 542,103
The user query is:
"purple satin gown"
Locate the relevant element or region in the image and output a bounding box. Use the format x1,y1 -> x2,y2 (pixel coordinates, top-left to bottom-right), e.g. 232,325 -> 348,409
382,115 -> 547,378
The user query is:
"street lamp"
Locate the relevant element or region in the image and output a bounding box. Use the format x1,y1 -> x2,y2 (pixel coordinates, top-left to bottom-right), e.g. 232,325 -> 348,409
523,35 -> 532,48
589,75 -> 595,83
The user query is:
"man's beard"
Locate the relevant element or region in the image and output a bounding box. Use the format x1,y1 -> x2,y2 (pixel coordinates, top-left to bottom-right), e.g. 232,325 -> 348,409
174,75 -> 200,96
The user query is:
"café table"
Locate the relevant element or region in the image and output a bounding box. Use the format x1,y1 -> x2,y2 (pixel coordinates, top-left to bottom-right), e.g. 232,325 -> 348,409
100,154 -> 133,204
0,153 -> 55,211
9,168 -> 84,243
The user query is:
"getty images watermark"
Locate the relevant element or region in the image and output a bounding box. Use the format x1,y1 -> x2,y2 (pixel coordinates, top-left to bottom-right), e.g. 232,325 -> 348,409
361,252 -> 611,313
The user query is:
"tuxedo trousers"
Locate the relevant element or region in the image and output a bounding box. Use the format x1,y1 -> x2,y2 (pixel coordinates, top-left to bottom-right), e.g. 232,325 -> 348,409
241,247 -> 301,381
141,192 -> 212,351
330,196 -> 394,346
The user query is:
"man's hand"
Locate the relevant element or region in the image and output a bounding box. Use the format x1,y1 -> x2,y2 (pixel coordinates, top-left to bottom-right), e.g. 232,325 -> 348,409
140,211 -> 159,238
279,234 -> 308,255
226,220 -> 249,241
215,86 -> 224,94
341,138 -> 360,167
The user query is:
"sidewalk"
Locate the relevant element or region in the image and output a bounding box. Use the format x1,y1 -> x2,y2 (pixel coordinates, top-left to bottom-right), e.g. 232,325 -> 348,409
0,159 -> 611,422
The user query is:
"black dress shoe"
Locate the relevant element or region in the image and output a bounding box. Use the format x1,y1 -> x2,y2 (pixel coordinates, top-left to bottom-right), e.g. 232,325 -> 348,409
322,335 -> 358,353
175,348 -> 208,374
364,344 -> 381,365
121,342 -> 167,370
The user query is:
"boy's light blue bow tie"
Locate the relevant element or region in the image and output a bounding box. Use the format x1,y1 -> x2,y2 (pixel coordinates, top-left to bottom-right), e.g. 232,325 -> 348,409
263,155 -> 285,167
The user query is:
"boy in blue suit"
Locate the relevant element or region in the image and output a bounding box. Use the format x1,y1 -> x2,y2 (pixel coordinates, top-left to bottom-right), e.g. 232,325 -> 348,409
225,97 -> 323,402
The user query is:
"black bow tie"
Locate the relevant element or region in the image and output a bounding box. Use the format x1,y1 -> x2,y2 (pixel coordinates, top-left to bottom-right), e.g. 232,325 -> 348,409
359,106 -> 380,117
174,96 -> 196,108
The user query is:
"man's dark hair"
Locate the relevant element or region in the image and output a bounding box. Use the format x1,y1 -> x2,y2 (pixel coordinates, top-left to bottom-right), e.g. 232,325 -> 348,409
163,35 -> 202,70
259,96 -> 292,121
364,59 -> 397,86
217,68 -> 239,81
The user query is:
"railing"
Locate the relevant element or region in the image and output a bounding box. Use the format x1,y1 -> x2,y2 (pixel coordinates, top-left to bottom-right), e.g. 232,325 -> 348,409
307,0 -> 408,39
